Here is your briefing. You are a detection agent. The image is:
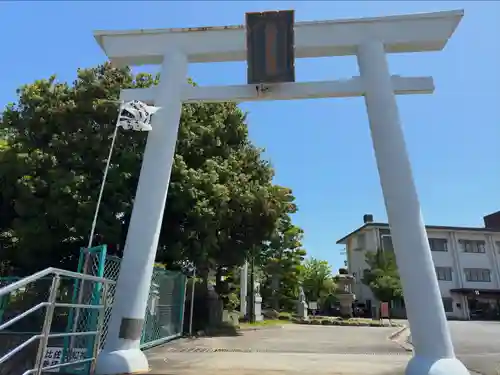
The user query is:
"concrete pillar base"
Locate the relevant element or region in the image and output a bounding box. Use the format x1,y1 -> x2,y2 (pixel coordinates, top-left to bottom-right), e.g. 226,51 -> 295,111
406,356 -> 470,375
94,348 -> 149,375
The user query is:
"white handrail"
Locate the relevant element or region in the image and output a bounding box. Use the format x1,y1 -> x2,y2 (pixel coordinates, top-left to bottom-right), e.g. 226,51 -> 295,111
0,267 -> 113,373
0,267 -> 115,297
0,302 -> 49,331
0,334 -> 41,364
22,357 -> 95,375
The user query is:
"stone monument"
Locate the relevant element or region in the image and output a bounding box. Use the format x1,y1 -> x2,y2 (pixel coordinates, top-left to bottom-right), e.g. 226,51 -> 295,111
335,269 -> 355,318
296,286 -> 308,319
253,281 -> 263,322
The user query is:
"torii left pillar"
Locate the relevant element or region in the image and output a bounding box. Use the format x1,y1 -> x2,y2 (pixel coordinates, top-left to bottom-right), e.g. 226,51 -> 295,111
95,50 -> 187,374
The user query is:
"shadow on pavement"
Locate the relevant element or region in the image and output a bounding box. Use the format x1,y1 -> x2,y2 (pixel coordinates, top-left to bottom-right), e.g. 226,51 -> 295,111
197,323 -> 243,337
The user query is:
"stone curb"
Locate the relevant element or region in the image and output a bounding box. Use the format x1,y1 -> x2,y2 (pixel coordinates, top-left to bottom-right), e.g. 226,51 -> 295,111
388,326 -> 414,353
193,324 -> 286,337
397,332 -> 413,352
238,324 -> 286,332
388,325 -> 408,340
292,319 -> 403,328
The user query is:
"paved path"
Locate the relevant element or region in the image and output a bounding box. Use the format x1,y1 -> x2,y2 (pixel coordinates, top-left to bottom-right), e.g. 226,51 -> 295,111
406,320 -> 500,375
449,321 -> 500,375
146,324 -> 410,375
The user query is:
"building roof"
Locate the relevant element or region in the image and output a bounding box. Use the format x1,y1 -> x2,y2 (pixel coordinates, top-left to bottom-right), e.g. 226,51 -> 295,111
336,222 -> 500,245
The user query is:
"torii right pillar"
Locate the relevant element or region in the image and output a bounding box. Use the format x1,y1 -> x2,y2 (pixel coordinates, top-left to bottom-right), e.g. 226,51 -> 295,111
357,40 -> 469,375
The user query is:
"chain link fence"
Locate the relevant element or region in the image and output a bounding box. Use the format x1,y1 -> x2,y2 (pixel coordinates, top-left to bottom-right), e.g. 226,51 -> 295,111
141,269 -> 186,349
74,247 -> 186,350
98,255 -> 121,349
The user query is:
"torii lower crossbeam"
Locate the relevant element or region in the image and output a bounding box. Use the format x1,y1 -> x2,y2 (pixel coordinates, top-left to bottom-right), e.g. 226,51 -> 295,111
120,76 -> 434,104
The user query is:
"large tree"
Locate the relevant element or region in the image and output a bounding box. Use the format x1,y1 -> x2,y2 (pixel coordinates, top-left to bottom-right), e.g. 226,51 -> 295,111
300,257 -> 337,308
259,215 -> 307,311
362,248 -> 403,302
0,63 -> 293,277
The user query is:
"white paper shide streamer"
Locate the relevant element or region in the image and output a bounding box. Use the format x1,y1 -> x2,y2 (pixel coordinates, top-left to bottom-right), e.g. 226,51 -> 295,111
87,100 -> 161,249
117,100 -> 161,131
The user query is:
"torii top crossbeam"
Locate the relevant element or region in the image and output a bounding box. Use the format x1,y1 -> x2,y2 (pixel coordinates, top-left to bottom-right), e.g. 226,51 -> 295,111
94,10 -> 463,67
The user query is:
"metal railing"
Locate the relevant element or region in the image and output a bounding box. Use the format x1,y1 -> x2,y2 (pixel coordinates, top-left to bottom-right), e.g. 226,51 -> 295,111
0,267 -> 115,375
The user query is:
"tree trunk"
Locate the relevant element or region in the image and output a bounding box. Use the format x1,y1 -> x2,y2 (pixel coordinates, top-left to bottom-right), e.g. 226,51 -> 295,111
215,266 -> 223,294
271,273 -> 280,311
249,254 -> 255,323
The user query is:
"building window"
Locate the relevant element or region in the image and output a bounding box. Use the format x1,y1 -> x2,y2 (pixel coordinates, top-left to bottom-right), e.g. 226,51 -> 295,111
357,233 -> 366,249
459,240 -> 486,254
464,268 -> 491,282
381,235 -> 394,252
429,238 -> 448,252
442,297 -> 453,313
435,267 -> 453,281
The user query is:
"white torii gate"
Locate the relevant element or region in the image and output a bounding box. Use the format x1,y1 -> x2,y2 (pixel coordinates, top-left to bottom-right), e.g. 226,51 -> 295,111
93,10 -> 468,375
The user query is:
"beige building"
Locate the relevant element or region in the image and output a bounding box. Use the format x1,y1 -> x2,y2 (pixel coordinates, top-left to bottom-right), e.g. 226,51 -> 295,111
337,212 -> 500,320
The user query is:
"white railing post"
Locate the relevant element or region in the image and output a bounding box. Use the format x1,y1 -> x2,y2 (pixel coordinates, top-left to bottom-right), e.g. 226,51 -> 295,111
34,274 -> 60,375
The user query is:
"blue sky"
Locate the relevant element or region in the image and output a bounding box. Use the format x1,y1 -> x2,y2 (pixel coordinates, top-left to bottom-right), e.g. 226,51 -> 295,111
1,1 -> 498,271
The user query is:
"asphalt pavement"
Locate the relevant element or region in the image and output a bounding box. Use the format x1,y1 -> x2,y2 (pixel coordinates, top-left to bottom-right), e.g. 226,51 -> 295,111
406,320 -> 500,375
146,320 -> 500,375
450,321 -> 500,375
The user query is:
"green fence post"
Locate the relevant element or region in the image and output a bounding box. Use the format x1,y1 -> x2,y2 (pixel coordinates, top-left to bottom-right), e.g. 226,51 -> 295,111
63,245 -> 107,375
62,248 -> 86,367
179,274 -> 187,335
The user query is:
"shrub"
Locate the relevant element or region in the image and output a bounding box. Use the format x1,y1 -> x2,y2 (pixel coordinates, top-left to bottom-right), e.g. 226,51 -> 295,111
310,315 -> 329,320
289,316 -> 395,328
225,292 -> 240,312
278,312 -> 292,320
263,309 -> 280,319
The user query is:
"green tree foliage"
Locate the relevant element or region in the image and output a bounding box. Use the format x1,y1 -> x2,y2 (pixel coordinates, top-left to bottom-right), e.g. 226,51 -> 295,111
300,257 -> 337,308
0,63 -> 294,277
259,215 -> 306,310
362,248 -> 403,302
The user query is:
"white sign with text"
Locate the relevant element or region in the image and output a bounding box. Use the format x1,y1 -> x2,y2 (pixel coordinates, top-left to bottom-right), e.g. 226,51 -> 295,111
42,347 -> 87,372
